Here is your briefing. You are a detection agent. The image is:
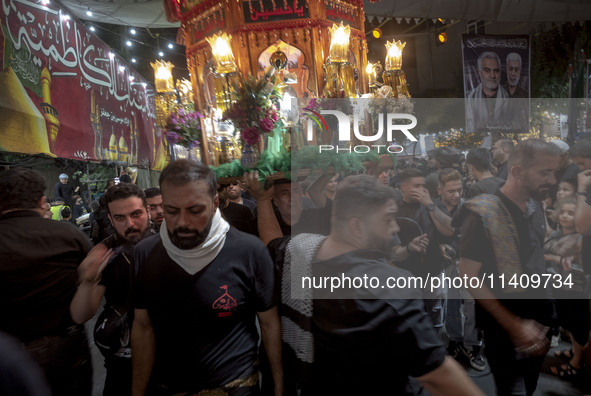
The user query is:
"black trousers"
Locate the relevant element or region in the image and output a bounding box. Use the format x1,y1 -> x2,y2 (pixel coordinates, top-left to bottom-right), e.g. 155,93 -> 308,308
104,356 -> 132,396
25,325 -> 92,396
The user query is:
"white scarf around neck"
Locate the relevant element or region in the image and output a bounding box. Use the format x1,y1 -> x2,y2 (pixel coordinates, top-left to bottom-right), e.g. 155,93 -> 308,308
160,208 -> 230,275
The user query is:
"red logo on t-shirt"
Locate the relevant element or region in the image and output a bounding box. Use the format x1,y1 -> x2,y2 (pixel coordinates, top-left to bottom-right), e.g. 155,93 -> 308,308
212,285 -> 237,317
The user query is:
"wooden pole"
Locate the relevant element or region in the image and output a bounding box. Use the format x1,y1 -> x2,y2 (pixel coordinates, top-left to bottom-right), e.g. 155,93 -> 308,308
200,115 -> 211,166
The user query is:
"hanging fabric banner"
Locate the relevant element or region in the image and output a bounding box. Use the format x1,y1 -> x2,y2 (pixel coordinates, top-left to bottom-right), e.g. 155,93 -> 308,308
462,34 -> 530,134
0,0 -> 165,168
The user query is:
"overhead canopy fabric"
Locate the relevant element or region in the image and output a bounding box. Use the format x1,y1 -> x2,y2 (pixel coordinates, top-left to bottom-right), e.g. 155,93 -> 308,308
363,0 -> 591,22
58,0 -> 591,29
57,0 -> 180,28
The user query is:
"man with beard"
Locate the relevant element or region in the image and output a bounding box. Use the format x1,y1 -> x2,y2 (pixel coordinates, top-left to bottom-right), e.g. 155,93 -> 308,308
457,139 -> 561,395
502,52 -> 528,98
70,183 -> 153,396
466,51 -> 510,133
0,168 -> 92,396
144,187 -> 164,230
131,160 -> 282,396
280,175 -> 485,395
491,138 -> 514,180
226,181 -> 257,214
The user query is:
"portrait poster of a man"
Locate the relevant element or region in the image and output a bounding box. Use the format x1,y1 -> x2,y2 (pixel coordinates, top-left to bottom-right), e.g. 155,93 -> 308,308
462,35 -> 530,134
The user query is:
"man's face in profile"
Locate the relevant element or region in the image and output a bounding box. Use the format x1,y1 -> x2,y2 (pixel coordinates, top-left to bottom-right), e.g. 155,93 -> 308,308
361,199 -> 400,255
507,60 -> 521,87
479,57 -> 501,91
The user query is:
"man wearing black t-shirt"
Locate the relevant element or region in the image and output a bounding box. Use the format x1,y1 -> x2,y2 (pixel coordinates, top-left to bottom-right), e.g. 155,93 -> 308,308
226,181 -> 257,214
0,168 -> 92,396
466,147 -> 505,198
280,175 -> 484,396
131,160 -> 282,396
491,138 -> 514,180
394,168 -> 454,334
71,183 -> 153,396
458,139 -> 561,395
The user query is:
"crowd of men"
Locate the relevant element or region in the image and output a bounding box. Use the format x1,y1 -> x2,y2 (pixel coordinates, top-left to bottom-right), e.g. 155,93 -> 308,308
1,137 -> 591,396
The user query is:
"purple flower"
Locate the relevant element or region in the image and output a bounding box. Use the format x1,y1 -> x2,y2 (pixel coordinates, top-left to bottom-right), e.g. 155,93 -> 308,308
165,131 -> 179,144
178,108 -> 186,116
192,139 -> 200,147
242,127 -> 260,146
308,98 -> 318,110
271,111 -> 278,122
259,117 -> 274,132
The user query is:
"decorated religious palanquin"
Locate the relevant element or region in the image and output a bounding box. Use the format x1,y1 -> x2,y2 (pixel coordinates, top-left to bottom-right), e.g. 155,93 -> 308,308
169,0 -> 369,109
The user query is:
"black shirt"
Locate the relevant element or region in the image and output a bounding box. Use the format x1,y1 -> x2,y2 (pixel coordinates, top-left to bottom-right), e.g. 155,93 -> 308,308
221,202 -> 257,235
274,201 -> 332,237
133,229 -> 276,392
467,176 -> 505,198
0,210 -> 91,341
497,161 -> 509,180
395,199 -> 440,277
54,182 -> 75,205
459,191 -> 555,331
310,250 -> 446,395
241,198 -> 257,214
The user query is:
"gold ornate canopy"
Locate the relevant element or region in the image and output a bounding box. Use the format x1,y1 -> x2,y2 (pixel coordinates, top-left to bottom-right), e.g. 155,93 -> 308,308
178,0 -> 368,109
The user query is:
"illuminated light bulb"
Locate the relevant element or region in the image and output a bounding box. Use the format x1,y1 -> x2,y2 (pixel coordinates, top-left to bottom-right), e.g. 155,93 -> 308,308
385,40 -> 406,70
150,60 -> 175,93
328,22 -> 351,62
206,33 -> 237,74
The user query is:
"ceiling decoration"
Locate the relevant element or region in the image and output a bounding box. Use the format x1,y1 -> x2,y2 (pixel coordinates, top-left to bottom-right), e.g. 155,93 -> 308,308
58,0 -> 591,30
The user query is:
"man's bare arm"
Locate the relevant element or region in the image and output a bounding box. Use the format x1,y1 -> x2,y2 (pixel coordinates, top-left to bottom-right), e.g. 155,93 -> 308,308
459,257 -> 549,355
411,187 -> 454,236
131,308 -> 156,396
417,357 -> 485,396
306,173 -> 329,208
392,234 -> 429,262
427,206 -> 455,236
70,243 -> 112,323
244,172 -> 283,245
257,307 -> 283,396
